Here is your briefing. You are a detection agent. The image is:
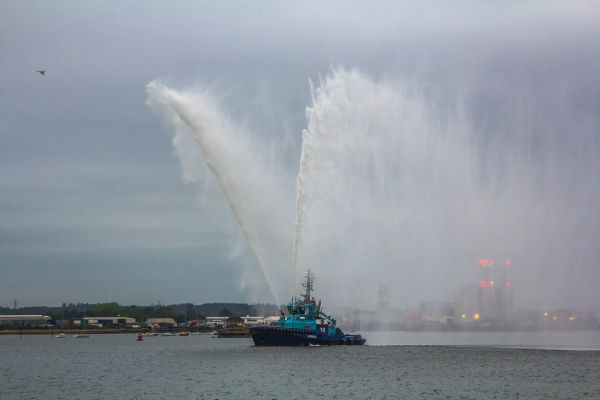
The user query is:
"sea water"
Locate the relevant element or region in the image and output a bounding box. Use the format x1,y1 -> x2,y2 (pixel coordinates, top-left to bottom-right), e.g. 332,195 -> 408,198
1,332 -> 599,399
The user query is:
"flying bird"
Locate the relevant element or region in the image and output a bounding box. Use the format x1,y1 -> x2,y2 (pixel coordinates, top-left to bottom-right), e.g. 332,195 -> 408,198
36,70 -> 46,76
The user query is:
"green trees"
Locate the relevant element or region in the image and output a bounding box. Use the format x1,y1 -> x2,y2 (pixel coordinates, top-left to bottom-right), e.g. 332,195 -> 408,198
218,308 -> 234,317
1,302 -> 277,324
95,302 -> 121,316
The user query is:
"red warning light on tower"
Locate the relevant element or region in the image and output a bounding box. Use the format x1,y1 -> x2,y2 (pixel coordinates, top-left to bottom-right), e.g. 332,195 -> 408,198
480,281 -> 488,288
479,258 -> 495,267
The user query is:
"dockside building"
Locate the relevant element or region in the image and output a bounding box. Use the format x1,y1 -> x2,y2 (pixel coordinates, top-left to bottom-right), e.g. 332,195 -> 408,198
0,315 -> 51,327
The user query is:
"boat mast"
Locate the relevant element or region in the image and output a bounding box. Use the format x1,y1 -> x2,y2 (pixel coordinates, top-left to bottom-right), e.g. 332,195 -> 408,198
302,270 -> 314,303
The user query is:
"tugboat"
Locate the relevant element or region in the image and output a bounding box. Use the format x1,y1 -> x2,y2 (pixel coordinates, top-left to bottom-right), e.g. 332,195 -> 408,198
250,271 -> 366,346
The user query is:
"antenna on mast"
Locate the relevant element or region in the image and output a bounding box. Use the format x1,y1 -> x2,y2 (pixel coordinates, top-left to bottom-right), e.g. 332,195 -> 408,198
302,270 -> 314,302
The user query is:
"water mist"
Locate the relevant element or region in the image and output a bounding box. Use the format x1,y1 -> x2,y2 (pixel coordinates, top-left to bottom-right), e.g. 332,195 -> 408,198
147,67 -> 600,315
293,68 -> 599,311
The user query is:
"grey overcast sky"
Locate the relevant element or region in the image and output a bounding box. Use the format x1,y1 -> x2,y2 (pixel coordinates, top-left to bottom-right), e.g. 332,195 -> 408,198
1,1 -> 599,308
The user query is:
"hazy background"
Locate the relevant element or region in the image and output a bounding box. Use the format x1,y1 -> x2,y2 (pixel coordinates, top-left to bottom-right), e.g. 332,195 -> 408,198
1,1 -> 599,311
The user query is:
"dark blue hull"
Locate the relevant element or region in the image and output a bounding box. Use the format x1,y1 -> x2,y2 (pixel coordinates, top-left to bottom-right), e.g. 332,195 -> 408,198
249,325 -> 366,346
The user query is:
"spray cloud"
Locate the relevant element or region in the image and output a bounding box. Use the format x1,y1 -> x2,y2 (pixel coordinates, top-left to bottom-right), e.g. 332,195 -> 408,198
147,66 -> 600,312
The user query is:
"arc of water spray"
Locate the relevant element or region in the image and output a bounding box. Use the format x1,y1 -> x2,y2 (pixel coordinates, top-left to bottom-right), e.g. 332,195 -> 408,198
146,82 -> 279,305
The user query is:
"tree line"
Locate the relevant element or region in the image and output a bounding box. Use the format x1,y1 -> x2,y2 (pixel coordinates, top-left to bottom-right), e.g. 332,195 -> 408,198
0,302 -> 279,323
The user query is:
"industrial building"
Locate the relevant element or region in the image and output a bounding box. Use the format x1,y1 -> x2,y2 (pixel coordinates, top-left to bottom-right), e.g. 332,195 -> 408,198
419,302 -> 455,324
73,317 -> 136,328
223,316 -> 244,329
241,316 -> 266,326
456,258 -> 514,327
145,318 -> 176,328
204,316 -> 269,328
204,316 -> 228,328
0,315 -> 51,327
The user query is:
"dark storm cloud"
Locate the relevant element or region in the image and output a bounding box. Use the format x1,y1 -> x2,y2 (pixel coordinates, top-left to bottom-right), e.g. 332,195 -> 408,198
0,1 -> 599,307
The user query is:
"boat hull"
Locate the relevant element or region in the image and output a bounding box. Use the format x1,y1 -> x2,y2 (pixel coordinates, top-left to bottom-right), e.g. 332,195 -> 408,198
250,325 -> 365,346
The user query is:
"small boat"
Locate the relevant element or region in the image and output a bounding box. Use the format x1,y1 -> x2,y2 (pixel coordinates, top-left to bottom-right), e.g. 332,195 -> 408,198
250,271 -> 366,346
73,333 -> 89,338
179,331 -> 189,336
143,332 -> 159,337
54,333 -> 66,338
160,332 -> 176,336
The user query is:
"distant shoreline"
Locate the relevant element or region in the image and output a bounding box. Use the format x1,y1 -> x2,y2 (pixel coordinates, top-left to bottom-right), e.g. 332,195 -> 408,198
0,327 -> 212,335
0,329 -> 139,335
2,327 -> 599,335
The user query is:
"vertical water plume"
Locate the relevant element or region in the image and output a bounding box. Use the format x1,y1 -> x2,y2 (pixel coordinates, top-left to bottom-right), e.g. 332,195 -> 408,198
292,68 -> 467,304
292,67 -> 600,310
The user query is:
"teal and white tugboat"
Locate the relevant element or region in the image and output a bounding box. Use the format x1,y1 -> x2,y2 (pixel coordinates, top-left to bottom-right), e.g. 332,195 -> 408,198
250,271 -> 366,346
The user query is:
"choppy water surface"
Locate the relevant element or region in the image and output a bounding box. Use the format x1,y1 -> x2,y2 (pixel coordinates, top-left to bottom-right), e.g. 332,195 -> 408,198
1,333 -> 599,399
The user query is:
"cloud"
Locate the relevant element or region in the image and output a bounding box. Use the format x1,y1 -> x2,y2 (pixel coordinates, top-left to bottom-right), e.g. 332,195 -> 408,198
0,0 -> 598,308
